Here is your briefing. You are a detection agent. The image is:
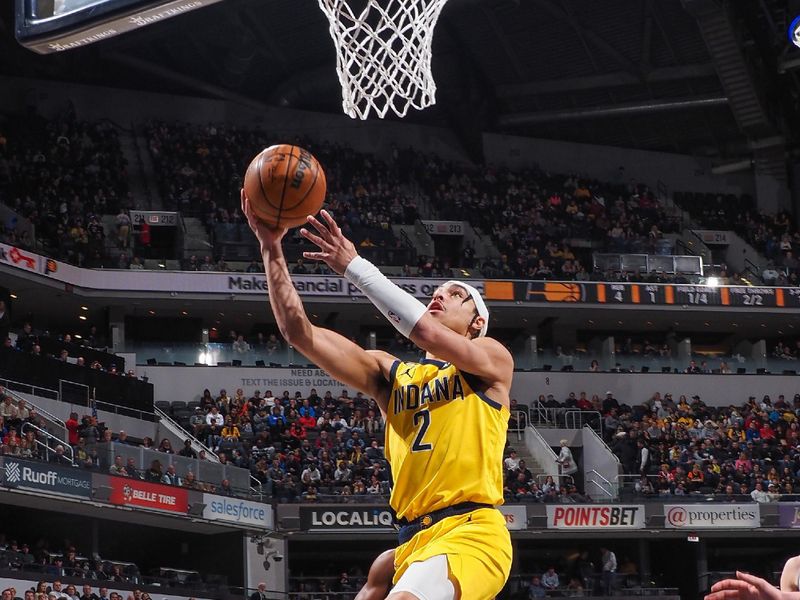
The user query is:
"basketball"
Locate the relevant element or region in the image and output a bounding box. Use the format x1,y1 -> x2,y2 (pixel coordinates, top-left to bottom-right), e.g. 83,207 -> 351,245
243,144 -> 327,229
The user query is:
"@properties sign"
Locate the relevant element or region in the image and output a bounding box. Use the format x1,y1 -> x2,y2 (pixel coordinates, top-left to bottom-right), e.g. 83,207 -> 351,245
664,504 -> 760,529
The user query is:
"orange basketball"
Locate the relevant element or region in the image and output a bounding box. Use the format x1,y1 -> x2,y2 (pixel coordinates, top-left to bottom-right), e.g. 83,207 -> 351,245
243,145 -> 327,228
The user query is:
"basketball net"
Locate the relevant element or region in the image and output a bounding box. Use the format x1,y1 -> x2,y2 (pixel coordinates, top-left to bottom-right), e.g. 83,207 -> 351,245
317,0 -> 450,119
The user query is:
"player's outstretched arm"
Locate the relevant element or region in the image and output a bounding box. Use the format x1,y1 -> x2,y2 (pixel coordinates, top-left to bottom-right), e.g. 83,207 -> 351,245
300,211 -> 512,383
781,557 -> 800,592
705,572 -> 800,600
242,191 -> 394,410
355,549 -> 395,600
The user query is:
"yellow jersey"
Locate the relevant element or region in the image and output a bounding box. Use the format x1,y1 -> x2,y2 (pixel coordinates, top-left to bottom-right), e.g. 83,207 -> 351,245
386,358 -> 509,522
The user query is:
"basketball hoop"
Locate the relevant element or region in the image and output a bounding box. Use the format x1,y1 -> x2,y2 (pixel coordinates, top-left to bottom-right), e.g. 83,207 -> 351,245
317,0 -> 450,119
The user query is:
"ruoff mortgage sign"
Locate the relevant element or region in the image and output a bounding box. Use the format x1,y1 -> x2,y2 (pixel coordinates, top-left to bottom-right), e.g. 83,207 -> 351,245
2,458 -> 91,498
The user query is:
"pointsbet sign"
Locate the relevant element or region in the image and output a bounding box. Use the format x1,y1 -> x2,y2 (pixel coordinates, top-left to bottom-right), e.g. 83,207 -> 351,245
546,505 -> 645,529
664,504 -> 760,528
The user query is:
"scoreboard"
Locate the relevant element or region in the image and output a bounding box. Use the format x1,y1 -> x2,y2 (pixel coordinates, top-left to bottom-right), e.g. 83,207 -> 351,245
508,282 -> 800,308
15,0 -> 224,53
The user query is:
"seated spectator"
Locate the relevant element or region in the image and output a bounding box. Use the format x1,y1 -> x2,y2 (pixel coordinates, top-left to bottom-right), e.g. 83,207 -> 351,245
527,576 -> 546,598
541,567 -> 560,591
144,460 -> 163,482
161,464 -> 181,486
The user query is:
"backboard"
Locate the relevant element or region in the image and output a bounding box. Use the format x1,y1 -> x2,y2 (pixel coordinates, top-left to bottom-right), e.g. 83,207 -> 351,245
15,0 -> 225,54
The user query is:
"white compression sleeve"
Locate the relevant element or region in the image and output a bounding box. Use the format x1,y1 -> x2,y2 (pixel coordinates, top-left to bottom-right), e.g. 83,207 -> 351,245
344,256 -> 427,338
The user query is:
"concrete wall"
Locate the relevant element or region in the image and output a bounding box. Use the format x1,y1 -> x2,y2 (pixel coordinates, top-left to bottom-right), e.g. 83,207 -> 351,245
582,427 -> 621,500
139,365 -> 800,409
16,390 -> 157,440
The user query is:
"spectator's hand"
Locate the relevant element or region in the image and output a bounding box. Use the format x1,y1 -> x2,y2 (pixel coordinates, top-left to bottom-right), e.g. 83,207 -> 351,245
241,189 -> 287,255
300,210 -> 358,275
705,572 -> 793,600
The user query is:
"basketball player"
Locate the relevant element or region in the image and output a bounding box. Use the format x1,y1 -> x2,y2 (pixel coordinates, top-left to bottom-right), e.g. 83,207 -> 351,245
705,566 -> 800,600
355,549 -> 395,600
781,556 -> 800,593
241,191 -> 513,600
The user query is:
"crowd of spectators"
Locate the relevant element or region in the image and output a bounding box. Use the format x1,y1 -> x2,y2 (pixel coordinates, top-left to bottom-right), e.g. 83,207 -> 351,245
528,387 -> 800,500
415,159 -> 679,280
176,386 -> 389,502
0,541 -> 212,594
771,340 -> 800,361
673,191 -> 800,286
145,123 -> 417,258
0,536 -> 141,585
6,111 -> 782,288
2,318 -> 128,374
290,546 -> 647,599
0,111 -> 128,267
0,385 -> 225,494
503,449 -> 588,504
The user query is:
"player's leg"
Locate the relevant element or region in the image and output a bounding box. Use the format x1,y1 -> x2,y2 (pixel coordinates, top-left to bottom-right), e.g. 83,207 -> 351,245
356,549 -> 396,600
387,555 -> 457,600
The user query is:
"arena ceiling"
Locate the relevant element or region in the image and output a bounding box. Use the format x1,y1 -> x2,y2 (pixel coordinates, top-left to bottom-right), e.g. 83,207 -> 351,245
0,0 -> 797,161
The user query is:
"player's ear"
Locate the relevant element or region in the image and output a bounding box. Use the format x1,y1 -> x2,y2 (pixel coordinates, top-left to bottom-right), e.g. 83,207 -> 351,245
469,315 -> 485,339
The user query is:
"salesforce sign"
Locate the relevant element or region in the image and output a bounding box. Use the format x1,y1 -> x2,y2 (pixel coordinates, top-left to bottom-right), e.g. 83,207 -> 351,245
202,493 -> 274,529
3,458 -> 91,498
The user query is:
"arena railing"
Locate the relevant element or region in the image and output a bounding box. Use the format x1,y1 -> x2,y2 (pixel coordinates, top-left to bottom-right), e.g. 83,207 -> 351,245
21,421 -> 75,465
1,380 -> 68,440
528,403 -> 602,436
152,405 -> 267,498
94,441 -> 254,495
508,409 -> 528,442
0,376 -> 60,401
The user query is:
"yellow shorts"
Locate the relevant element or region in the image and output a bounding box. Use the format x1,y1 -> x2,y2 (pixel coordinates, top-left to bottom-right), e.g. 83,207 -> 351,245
393,507 -> 512,600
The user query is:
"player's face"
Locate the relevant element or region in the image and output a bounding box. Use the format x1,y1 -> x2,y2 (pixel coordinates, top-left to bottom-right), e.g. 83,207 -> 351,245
427,283 -> 484,337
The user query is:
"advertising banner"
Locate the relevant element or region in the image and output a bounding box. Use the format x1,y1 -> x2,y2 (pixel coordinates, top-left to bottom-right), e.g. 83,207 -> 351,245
6,243 -> 800,308
779,504 -> 800,528
500,505 -> 527,531
202,493 -> 274,529
546,505 -> 645,529
664,504 -> 760,529
0,243 -> 42,274
109,477 -> 188,513
300,506 -> 395,532
2,458 -> 91,498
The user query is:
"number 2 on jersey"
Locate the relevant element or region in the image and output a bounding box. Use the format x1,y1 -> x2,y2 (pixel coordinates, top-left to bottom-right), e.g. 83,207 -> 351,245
412,408 -> 433,452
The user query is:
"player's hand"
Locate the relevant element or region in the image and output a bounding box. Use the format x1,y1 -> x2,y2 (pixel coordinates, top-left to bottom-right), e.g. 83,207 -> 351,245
300,210 -> 358,275
241,189 -> 287,255
705,572 -> 786,600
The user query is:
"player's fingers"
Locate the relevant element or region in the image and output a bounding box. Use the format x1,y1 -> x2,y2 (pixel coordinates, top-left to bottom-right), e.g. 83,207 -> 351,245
320,210 -> 341,237
302,251 -> 329,261
705,591 -> 748,600
306,215 -> 333,241
735,572 -> 773,592
711,580 -> 752,592
299,228 -> 330,250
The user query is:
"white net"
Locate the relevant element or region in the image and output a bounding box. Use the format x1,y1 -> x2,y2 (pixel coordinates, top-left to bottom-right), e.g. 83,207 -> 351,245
317,0 -> 450,119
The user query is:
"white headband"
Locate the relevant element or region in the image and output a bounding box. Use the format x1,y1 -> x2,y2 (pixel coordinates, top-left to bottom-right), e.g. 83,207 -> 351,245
443,281 -> 489,337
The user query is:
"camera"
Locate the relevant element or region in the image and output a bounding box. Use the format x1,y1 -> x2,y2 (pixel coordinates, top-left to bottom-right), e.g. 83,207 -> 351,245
272,554 -> 284,562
